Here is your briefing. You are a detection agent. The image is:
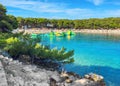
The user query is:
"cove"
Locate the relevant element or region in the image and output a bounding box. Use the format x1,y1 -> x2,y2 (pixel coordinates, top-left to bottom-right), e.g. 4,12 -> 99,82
41,33 -> 120,86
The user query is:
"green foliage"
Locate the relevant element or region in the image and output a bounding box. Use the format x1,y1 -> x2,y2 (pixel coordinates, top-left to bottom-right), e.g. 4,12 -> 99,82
0,39 -> 6,48
0,33 -> 74,64
35,47 -> 74,63
0,4 -> 6,20
6,37 -> 19,44
0,4 -> 18,32
17,17 -> 25,27
6,15 -> 18,29
17,17 -> 120,29
0,32 -> 13,48
0,20 -> 13,32
4,37 -> 36,59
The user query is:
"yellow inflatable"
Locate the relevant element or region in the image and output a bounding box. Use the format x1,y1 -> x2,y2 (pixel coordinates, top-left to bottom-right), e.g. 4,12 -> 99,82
55,32 -> 61,36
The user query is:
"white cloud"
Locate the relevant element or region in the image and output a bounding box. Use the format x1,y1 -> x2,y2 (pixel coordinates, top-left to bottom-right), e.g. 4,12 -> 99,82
87,0 -> 104,5
0,0 -> 120,19
0,0 -> 64,13
0,0 -> 92,16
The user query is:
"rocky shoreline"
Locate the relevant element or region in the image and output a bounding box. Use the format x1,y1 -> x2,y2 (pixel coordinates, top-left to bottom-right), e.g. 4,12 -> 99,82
0,55 -> 105,86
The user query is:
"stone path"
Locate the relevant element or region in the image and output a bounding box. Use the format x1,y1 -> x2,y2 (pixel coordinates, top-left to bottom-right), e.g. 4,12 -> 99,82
0,60 -> 8,86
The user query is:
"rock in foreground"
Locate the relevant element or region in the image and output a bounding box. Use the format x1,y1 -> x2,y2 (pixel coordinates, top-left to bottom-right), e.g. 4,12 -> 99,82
0,55 -> 105,86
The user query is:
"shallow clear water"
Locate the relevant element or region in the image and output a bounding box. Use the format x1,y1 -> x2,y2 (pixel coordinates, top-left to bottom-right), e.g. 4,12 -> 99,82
41,33 -> 120,86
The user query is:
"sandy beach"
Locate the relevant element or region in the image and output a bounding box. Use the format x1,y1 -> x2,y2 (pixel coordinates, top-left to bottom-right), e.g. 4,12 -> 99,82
17,28 -> 120,35
76,29 -> 120,35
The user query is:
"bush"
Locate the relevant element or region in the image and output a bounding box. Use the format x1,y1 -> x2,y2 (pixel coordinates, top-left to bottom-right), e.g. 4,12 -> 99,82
0,33 -> 74,64
35,45 -> 74,63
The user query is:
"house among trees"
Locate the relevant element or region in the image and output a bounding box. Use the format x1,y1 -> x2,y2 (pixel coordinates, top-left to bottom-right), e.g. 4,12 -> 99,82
47,23 -> 54,28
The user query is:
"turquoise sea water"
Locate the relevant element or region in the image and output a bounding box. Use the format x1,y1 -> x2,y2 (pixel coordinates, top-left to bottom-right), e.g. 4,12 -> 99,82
41,33 -> 120,86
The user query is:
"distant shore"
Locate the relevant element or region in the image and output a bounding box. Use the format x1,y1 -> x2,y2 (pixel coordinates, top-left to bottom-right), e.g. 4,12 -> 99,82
76,29 -> 120,35
17,28 -> 120,35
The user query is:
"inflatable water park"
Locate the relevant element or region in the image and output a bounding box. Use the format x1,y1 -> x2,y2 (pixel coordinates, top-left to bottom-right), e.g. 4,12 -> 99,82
31,30 -> 75,38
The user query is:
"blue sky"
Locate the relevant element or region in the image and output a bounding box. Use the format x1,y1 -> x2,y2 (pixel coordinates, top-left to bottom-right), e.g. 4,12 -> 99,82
0,0 -> 120,19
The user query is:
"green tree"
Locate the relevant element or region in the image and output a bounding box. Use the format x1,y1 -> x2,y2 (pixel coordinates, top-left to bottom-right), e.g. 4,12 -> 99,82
15,13 -> 120,30
17,17 -> 25,28
0,4 -> 6,20
6,15 -> 18,29
0,4 -> 18,32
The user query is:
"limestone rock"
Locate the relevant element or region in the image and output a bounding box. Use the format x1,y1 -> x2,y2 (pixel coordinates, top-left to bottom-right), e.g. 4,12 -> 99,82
85,73 -> 104,82
65,79 -> 73,83
60,72 -> 69,78
0,55 -> 106,86
74,78 -> 90,85
0,61 -> 8,86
